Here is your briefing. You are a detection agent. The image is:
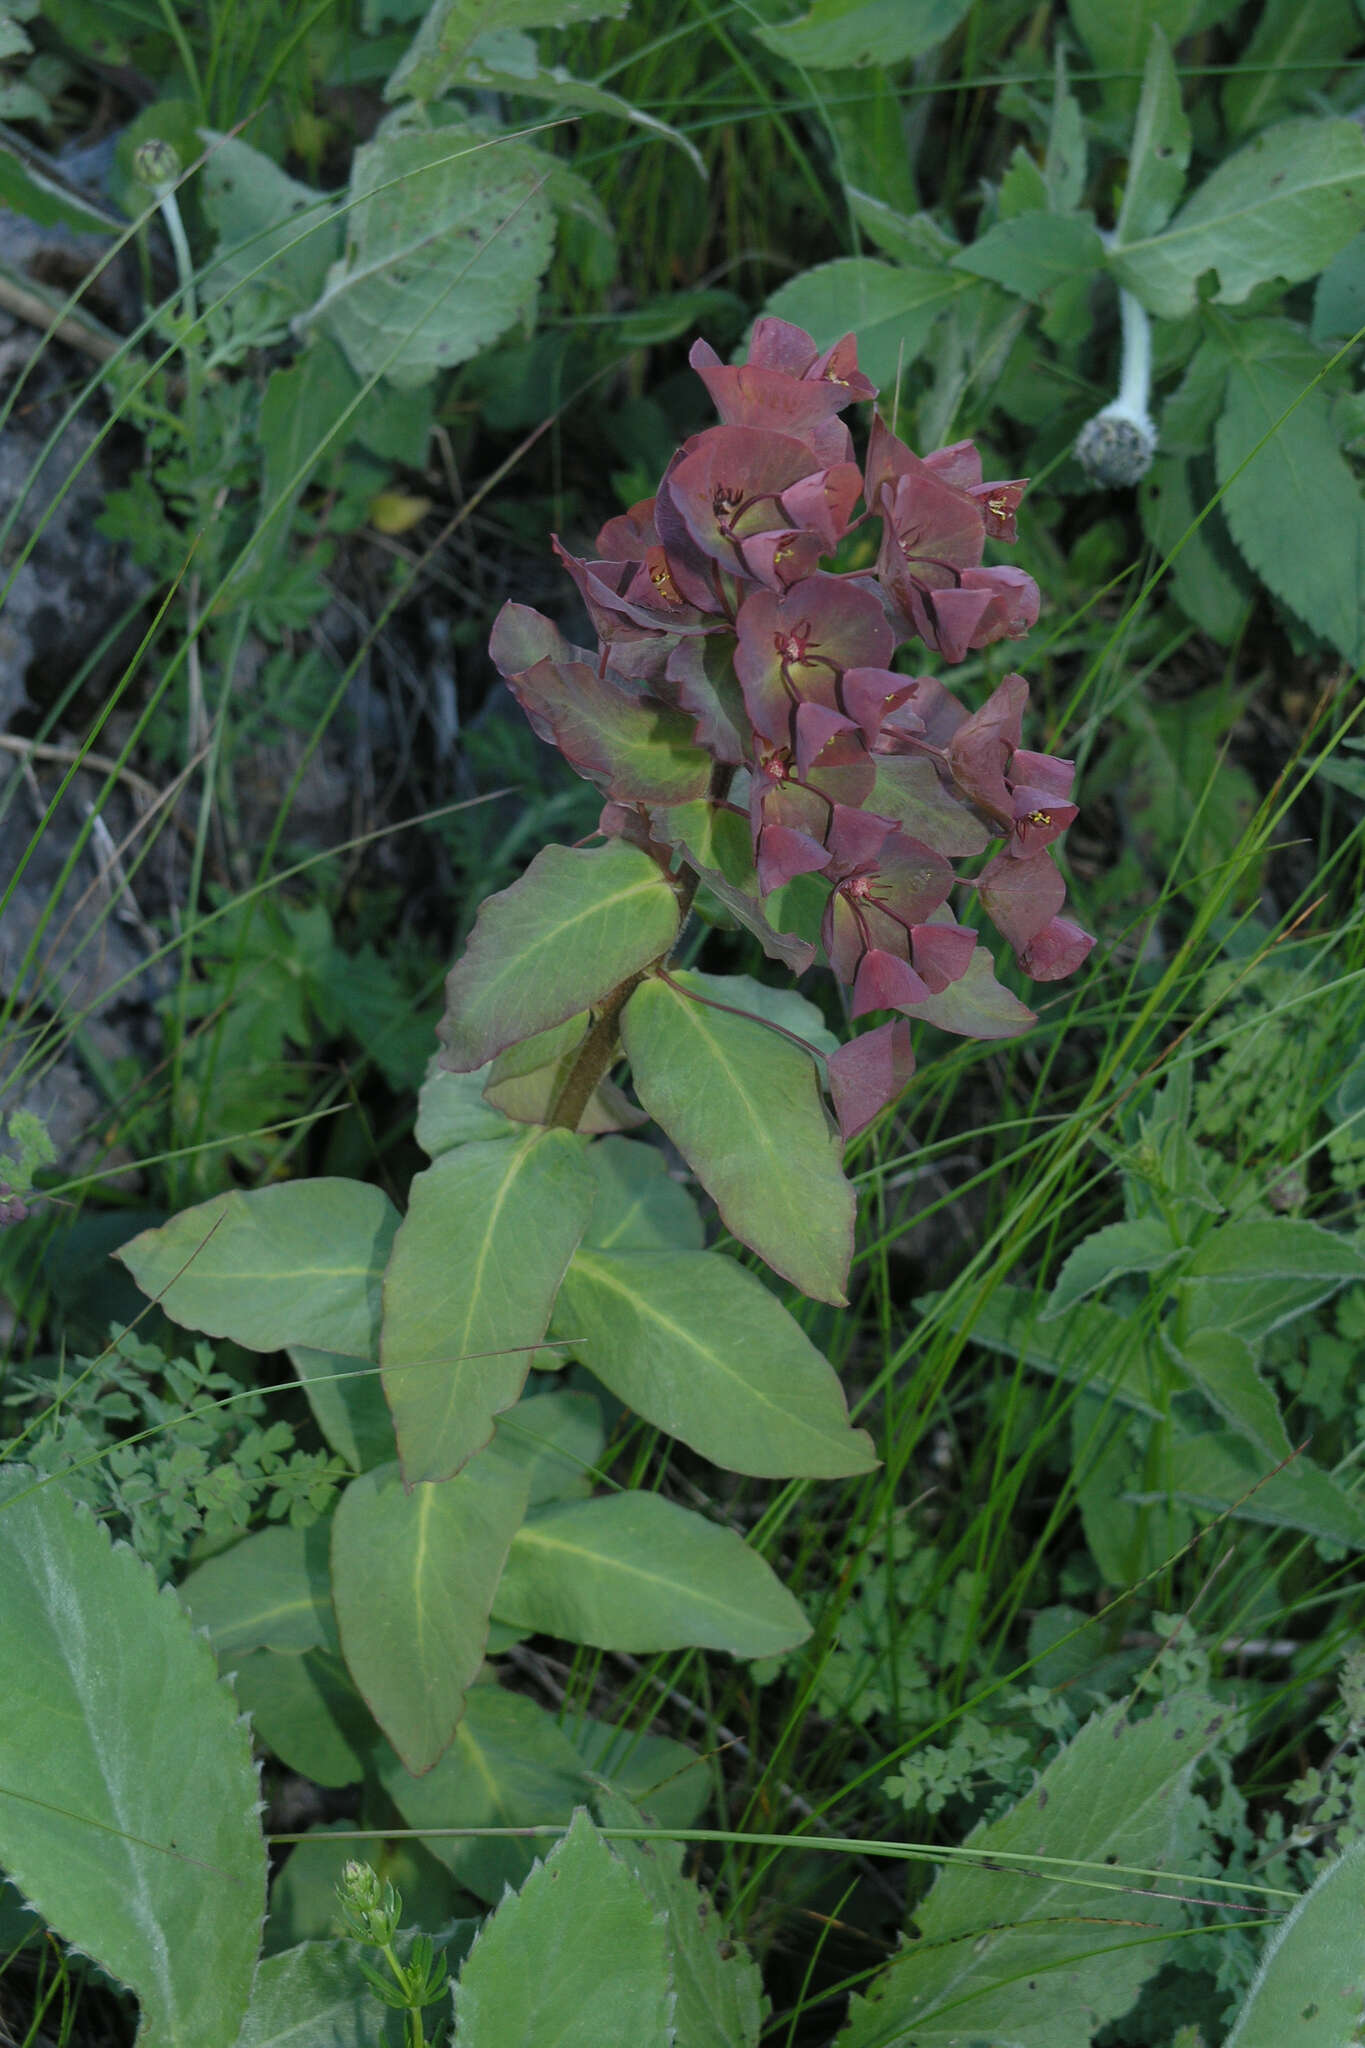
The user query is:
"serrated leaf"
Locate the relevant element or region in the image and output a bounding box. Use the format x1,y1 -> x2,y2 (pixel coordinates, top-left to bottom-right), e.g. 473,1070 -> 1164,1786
1043,1217 -> 1181,1319
621,973 -> 855,1305
381,1129 -> 596,1484
955,211 -> 1105,301
117,1180 -> 399,1358
386,0 -> 628,103
1186,1216 -> 1365,1284
1216,343 -> 1365,667
201,133 -> 339,318
846,190 -> 957,266
1116,26 -> 1191,243
0,1466 -> 265,2048
596,1789 -> 764,2048
554,1246 -> 877,1476
1183,1271 -> 1359,1345
179,1521 -> 339,1657
581,1136 -> 705,1252
1224,1836 -> 1365,2046
231,1650 -> 374,1789
1136,1431 -> 1365,1547
1138,456 -> 1253,644
307,125 -> 556,389
330,1453 -> 528,1774
493,1491 -> 812,1656
439,840 -> 680,1072
453,1809 -> 672,2048
1110,118 -> 1365,319
761,256 -> 964,388
566,1716 -> 709,1829
750,0 -> 973,70
1169,1326 -> 1292,1460
839,1692 -> 1227,2048
1222,0 -> 1361,139
378,1684 -> 590,1903
454,34 -> 704,178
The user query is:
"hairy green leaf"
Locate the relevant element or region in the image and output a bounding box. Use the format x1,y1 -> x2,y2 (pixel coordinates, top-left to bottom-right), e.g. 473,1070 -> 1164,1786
1225,1836 -> 1365,2046
751,0 -> 973,70
453,1809 -> 672,2047
1222,0 -> 1361,138
1116,26 -> 1191,242
117,1180 -> 399,1359
493,1491 -> 811,1656
1168,1327 -> 1292,1460
1043,1217 -> 1180,1319
762,256 -> 964,388
0,1466 -> 264,2048
387,0 -> 628,102
621,973 -> 854,1304
439,840 -> 680,1072
451,32 -> 704,176
330,1453 -> 528,1773
238,1939 -> 405,2048
955,211 -> 1104,301
1139,1431 -> 1365,1547
201,134 -> 339,320
381,1129 -> 596,1483
555,1246 -> 876,1476
1186,1215 -> 1365,1285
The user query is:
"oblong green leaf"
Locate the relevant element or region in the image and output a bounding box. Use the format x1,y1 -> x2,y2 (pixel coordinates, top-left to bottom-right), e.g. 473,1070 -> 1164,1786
751,0 -> 972,70
1169,1327 -> 1292,1461
331,1454 -> 529,1774
1042,1217 -> 1180,1320
179,1521 -> 339,1658
238,1939 -> 405,2048
0,1466 -> 265,2048
1111,117 -> 1365,318
1225,1836 -> 1365,2047
1116,26 -> 1191,243
1141,1431 -> 1365,1548
1186,1215 -> 1365,1285
954,211 -> 1105,302
621,974 -> 854,1305
439,841 -> 681,1073
452,1809 -> 672,2048
231,1651 -> 374,1789
555,1246 -> 876,1477
581,1135 -> 706,1252
117,1180 -> 399,1358
381,1129 -> 597,1483
492,1491 -> 811,1656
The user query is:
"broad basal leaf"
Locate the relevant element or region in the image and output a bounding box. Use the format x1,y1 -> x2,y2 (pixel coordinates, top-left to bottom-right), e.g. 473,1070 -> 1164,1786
381,1128 -> 596,1483
439,840 -> 680,1072
492,1390 -> 605,1504
0,1466 -> 264,2048
307,124 -> 556,389
839,1691 -> 1228,2048
621,973 -> 855,1304
1116,26 -> 1191,243
378,1682 -> 591,1903
179,1520 -> 339,1658
1110,117 -> 1365,318
452,1809 -> 672,2048
330,1452 -> 528,1773
1216,333 -> 1365,668
492,1490 -> 811,1656
555,1246 -> 876,1477
751,0 -> 974,71
288,1345 -> 395,1472
761,256 -> 965,388
117,1180 -> 399,1358
1225,1836 -> 1365,2047
954,211 -> 1105,302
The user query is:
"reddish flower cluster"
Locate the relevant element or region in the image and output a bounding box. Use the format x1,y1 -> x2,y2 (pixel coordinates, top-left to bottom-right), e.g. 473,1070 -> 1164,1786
491,319 -> 1093,1138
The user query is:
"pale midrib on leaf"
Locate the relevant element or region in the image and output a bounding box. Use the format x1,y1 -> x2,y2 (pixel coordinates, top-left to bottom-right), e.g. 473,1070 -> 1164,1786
1118,158 -> 1362,261
512,1521 -> 766,1629
664,984 -> 803,1201
476,874 -> 675,1011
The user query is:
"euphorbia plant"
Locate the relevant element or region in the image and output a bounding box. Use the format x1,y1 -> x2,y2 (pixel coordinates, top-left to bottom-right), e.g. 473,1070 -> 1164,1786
109,319 -> 1091,1819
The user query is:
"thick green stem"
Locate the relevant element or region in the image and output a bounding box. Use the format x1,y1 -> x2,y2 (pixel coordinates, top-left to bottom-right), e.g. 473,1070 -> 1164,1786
547,970 -> 647,1132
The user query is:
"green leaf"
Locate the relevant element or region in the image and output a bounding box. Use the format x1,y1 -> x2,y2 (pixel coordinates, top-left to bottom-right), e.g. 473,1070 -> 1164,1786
1224,1836 -> 1365,2046
555,1246 -> 876,1477
493,1391 -> 605,1504
1066,0 -> 1196,82
1043,1217 -> 1181,1319
0,141 -> 118,235
439,840 -> 680,1072
750,0 -> 973,70
0,1466 -> 264,2048
117,1180 -> 399,1358
1186,1216 -> 1365,1284
846,191 -> 956,266
869,756 -> 990,855
288,1346 -> 395,1472
1043,46 -> 1086,213
201,134 -> 339,318
839,1692 -> 1227,2048
596,1789 -> 764,2048
381,1128 -> 597,1483
1138,456 -> 1253,644
451,34 -> 705,178
621,973 -> 855,1305
484,1015 -> 645,1134
1110,118 -> 1365,319
260,339 -> 361,515
179,1521 -> 339,1657
378,1683 -> 590,1903
677,968 -> 840,1059
1222,0 -> 1361,139
492,1491 -> 812,1656
934,1282 -> 1174,1417
231,1650 -> 374,1789
581,1136 -> 706,1252
238,1939 -> 406,2048
307,124 -> 556,389
1116,26 -> 1191,243
910,941 -> 1037,1038
657,800 -> 817,973
1182,1271 -> 1360,1346
415,1058 -> 512,1155
386,0 -> 628,103
452,1809 -> 672,2047
1139,1431 -> 1365,1547
1169,1327 -> 1292,1460
330,1452 -> 528,1774
1216,344 -> 1365,667
761,256 -> 964,389
1313,228 -> 1365,341
566,1716 -> 710,1829
955,211 -> 1105,302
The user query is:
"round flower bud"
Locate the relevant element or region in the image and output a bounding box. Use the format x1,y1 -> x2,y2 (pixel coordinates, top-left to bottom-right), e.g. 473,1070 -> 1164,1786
131,138 -> 182,189
1074,405 -> 1157,488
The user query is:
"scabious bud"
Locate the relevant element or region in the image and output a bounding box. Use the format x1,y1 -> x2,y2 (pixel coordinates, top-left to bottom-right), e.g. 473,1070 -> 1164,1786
131,138 -> 183,190
490,317 -> 1094,1137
